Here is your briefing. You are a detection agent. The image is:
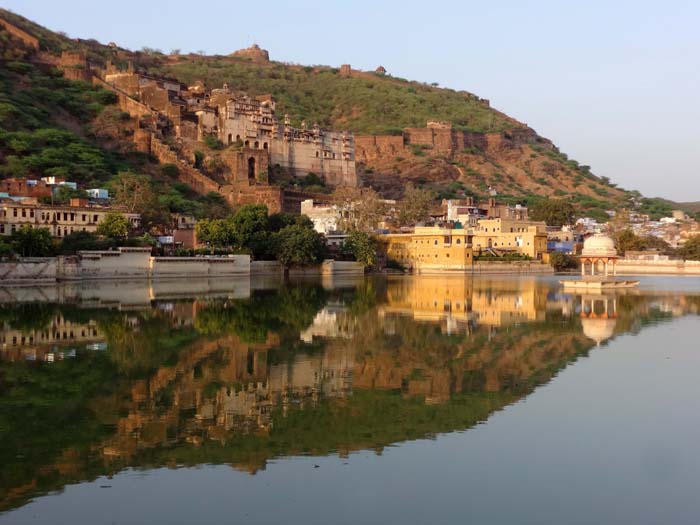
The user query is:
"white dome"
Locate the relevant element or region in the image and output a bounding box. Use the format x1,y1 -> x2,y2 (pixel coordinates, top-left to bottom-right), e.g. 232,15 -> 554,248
582,233 -> 617,257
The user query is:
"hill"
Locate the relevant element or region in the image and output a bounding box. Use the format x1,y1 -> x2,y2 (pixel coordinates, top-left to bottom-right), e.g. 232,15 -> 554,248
0,8 -> 681,221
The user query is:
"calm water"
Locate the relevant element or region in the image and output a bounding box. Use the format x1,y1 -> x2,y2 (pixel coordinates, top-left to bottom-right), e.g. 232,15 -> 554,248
1,275 -> 700,525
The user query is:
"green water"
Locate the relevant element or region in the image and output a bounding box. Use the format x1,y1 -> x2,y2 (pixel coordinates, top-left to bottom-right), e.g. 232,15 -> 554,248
1,275 -> 699,524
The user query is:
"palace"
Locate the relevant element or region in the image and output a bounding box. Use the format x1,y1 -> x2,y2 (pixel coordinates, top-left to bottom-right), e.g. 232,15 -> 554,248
380,226 -> 474,273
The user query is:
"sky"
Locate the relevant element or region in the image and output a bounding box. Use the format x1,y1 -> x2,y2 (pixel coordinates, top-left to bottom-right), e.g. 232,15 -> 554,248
6,0 -> 700,201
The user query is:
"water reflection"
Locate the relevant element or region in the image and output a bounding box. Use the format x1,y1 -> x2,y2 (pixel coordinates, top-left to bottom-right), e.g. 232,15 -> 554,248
0,276 -> 699,513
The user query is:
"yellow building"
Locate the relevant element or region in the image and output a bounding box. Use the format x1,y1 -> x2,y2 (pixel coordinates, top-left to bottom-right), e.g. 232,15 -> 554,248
0,199 -> 140,238
473,218 -> 548,258
380,226 -> 474,273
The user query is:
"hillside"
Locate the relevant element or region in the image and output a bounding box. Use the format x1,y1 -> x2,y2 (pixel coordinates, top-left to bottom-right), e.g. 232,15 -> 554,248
0,8 -> 680,220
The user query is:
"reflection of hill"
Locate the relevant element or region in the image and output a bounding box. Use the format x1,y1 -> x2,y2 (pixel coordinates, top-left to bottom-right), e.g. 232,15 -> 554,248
1,280 -> 699,513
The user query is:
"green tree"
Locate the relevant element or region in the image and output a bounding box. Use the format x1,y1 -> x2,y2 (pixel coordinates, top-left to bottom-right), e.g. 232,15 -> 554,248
677,236 -> 700,261
231,204 -> 269,247
397,184 -> 435,226
549,252 -> 578,272
10,226 -> 54,257
195,218 -> 236,248
273,224 -> 327,267
97,212 -> 130,240
0,238 -> 14,258
40,185 -> 88,205
58,231 -> 108,254
343,231 -> 377,267
529,198 -> 576,227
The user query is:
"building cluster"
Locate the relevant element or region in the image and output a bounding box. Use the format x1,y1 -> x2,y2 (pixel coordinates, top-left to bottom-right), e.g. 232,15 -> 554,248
0,179 -> 141,238
621,210 -> 699,249
302,196 -> 549,271
101,61 -> 357,188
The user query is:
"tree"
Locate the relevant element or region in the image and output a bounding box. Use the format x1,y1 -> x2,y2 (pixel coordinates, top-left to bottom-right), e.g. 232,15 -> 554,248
195,218 -> 236,248
333,187 -> 387,231
397,184 -> 435,226
615,229 -> 671,255
549,252 -> 578,272
530,198 -> 576,227
10,226 -> 54,257
343,231 -> 377,267
231,204 -> 269,247
110,171 -> 169,232
677,236 -> 700,261
97,212 -> 130,240
58,231 -> 108,254
0,239 -> 14,258
272,224 -> 326,267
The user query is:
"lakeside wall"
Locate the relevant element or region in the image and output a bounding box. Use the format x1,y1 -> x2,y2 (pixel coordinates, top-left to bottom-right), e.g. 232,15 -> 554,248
415,261 -> 554,275
0,258 -> 57,285
0,251 -> 365,286
616,259 -> 700,275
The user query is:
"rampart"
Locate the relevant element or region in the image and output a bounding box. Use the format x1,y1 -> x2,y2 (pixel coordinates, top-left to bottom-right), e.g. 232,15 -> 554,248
355,126 -> 540,163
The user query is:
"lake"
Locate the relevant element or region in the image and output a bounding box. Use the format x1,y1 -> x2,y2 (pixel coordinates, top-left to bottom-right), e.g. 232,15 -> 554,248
1,275 -> 699,524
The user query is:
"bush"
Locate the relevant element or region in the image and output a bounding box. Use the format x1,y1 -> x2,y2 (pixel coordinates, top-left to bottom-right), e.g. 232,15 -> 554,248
203,135 -> 224,150
161,163 -> 179,178
58,231 -> 110,254
549,252 -> 578,272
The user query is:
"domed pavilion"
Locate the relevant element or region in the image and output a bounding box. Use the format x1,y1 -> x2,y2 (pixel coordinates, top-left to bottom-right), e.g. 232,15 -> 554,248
560,233 -> 639,289
580,233 -> 618,278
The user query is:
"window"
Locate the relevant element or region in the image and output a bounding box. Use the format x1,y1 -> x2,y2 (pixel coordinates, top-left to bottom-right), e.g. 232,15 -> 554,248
434,240 -> 438,245
30,210 -> 34,218
82,214 -> 86,221
93,215 -> 98,222
456,238 -> 461,244
13,208 -> 17,217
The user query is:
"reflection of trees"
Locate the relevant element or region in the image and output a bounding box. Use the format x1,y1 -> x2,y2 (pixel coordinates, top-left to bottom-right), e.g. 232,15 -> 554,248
194,284 -> 328,343
0,352 -> 120,511
0,303 -> 57,332
100,312 -> 200,378
2,284 -> 700,514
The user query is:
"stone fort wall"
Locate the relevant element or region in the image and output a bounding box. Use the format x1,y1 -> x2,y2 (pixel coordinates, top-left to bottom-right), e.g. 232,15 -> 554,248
355,126 -> 542,162
269,139 -> 357,187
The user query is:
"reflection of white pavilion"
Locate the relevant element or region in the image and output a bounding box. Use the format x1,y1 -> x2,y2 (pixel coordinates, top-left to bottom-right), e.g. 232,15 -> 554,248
579,293 -> 618,345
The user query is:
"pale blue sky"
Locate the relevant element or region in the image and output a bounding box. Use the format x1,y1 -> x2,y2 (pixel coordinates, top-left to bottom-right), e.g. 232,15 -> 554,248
7,0 -> 700,201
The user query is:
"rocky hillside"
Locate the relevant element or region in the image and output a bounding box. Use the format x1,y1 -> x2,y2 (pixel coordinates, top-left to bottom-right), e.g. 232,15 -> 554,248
0,8 -> 678,219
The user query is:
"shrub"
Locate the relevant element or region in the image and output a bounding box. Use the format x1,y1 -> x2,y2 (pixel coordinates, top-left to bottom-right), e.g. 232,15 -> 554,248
549,252 -> 578,272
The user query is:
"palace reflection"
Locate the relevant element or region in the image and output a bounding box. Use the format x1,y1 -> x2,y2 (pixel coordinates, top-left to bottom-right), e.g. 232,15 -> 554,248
1,276 -> 699,513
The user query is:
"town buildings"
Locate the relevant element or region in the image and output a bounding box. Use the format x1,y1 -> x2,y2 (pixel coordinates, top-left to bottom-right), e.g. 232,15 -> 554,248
0,197 -> 140,238
472,218 -> 548,258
